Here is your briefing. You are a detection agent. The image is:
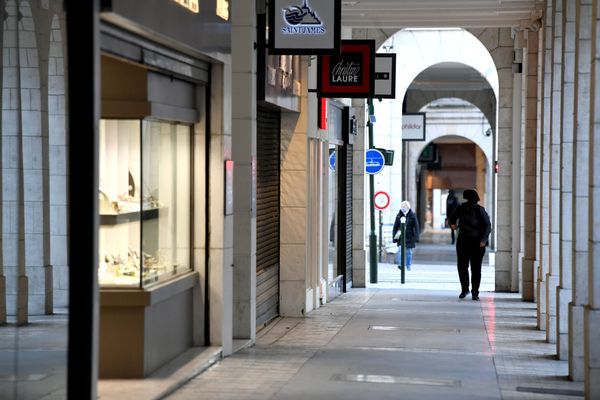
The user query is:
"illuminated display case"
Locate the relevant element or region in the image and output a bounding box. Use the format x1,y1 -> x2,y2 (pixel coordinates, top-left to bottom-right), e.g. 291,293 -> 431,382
98,119 -> 192,287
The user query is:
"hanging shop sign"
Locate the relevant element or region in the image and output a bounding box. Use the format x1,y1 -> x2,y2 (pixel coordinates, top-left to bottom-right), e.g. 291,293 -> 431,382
365,148 -> 385,175
318,40 -> 375,98
374,54 -> 396,99
268,0 -> 341,55
402,113 -> 426,141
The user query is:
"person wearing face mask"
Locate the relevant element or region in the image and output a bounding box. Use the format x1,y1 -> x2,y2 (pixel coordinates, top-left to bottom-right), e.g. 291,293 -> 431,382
392,200 -> 420,271
448,189 -> 491,301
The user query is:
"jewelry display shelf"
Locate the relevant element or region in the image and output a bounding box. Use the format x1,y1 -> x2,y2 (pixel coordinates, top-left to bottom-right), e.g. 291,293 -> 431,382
100,207 -> 162,225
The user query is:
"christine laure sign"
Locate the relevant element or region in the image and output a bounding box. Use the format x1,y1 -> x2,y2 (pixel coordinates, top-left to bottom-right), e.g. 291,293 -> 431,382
402,113 -> 426,141
317,40 -> 375,98
268,0 -> 341,55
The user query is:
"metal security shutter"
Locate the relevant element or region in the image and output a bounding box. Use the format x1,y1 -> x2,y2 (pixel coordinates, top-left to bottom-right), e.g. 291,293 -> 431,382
337,143 -> 353,292
256,106 -> 281,327
345,145 -> 353,288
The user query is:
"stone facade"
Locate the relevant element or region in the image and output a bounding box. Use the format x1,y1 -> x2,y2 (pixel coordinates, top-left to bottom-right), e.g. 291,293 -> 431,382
1,0 -> 67,320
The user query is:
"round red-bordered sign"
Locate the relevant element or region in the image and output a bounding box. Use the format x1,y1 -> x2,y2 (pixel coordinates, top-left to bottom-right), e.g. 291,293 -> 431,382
374,191 -> 390,210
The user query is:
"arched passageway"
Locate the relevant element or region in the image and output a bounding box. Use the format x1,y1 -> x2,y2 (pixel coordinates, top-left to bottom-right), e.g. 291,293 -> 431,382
363,29 -> 500,287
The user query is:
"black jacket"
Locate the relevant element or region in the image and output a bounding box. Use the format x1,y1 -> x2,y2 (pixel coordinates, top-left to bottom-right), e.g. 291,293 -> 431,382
392,209 -> 420,248
446,194 -> 459,219
448,202 -> 491,245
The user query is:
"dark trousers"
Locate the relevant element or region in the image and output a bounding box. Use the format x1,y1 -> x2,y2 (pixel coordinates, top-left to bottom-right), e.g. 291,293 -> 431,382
456,237 -> 486,295
450,228 -> 455,244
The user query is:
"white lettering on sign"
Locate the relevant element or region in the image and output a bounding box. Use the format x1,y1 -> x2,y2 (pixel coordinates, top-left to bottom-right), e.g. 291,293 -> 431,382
331,60 -> 361,83
281,0 -> 326,36
402,114 -> 426,141
172,0 -> 199,13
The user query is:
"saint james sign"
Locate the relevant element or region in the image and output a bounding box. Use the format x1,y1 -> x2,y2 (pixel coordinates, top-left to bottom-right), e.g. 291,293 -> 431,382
268,0 -> 341,55
317,40 -> 376,98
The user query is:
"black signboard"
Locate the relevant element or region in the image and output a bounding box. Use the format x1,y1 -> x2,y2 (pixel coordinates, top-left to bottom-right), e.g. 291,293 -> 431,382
317,40 -> 375,98
268,0 -> 341,55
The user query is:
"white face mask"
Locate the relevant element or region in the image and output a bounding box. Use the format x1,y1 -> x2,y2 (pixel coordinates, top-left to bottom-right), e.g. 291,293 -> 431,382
400,207 -> 408,214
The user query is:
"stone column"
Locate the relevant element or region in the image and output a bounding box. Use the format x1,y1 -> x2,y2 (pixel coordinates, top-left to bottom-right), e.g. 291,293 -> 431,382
556,0 -> 576,360
351,97 -> 366,287
541,2 -> 552,324
230,0 -> 256,351
512,33 -> 523,293
585,1 -> 600,396
538,1 -> 554,331
487,28 -> 516,291
280,58 -> 310,316
0,0 -> 6,324
547,0 -> 564,344
534,24 -> 543,305
522,29 -> 539,302
570,0 -> 592,382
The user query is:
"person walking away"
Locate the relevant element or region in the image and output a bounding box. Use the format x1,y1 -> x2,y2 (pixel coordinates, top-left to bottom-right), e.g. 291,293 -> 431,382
392,201 -> 420,271
446,189 -> 459,244
448,189 -> 491,301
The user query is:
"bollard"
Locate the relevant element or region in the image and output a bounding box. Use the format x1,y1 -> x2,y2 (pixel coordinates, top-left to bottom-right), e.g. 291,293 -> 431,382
378,210 -> 383,262
399,217 -> 406,284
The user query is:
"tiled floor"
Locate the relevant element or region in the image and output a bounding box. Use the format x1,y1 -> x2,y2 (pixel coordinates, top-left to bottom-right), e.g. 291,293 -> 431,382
168,288 -> 583,400
0,229 -> 585,399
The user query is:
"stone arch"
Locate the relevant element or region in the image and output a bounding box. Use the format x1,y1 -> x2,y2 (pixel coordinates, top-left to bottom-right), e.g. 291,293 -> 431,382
378,29 -> 499,102
352,27 -> 516,290
372,29 -> 498,222
404,62 -> 496,134
408,99 -> 494,174
411,134 -> 492,232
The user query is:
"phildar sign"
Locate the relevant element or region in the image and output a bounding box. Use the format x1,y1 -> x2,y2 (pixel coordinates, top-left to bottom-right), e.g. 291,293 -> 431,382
317,40 -> 375,98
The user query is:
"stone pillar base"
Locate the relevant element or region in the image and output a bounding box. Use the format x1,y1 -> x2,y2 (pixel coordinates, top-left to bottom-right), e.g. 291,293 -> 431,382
0,275 -> 6,325
522,257 -> 535,301
352,249 -> 366,288
546,273 -> 559,343
45,264 -> 53,315
556,287 -> 572,360
569,303 -> 585,381
584,307 -> 600,399
538,278 -> 546,330
17,275 -> 28,326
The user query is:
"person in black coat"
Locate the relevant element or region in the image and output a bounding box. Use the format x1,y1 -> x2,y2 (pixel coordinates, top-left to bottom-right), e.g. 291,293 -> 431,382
392,200 -> 420,270
448,189 -> 491,301
446,189 -> 459,244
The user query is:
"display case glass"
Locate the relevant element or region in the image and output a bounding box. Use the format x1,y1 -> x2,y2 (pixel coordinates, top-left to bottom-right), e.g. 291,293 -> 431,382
98,119 -> 192,287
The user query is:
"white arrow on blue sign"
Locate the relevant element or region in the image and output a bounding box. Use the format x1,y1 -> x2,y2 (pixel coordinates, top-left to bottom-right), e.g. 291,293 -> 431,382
329,152 -> 336,171
365,149 -> 385,174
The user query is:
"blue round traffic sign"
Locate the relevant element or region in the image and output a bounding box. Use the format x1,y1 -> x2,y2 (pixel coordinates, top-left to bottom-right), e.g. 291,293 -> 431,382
365,149 -> 385,174
329,152 -> 336,171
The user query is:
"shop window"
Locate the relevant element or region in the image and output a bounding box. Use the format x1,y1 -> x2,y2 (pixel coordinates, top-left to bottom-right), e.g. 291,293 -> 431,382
98,119 -> 192,287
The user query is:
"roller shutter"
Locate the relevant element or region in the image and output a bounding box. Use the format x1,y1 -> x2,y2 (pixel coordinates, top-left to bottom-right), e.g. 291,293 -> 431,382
345,145 -> 353,288
256,106 -> 281,327
337,143 -> 353,291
